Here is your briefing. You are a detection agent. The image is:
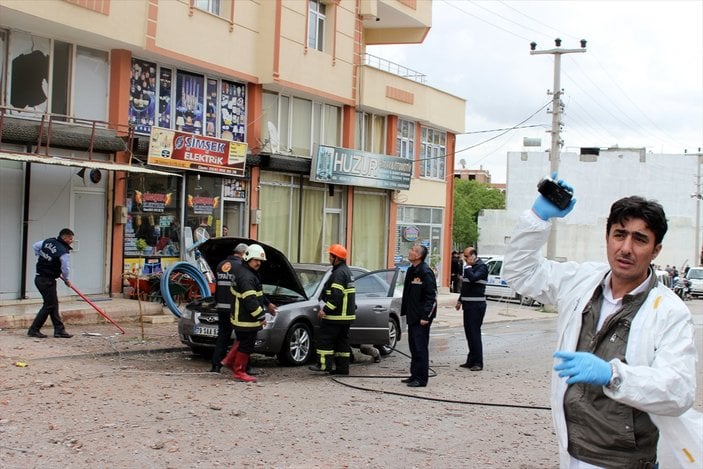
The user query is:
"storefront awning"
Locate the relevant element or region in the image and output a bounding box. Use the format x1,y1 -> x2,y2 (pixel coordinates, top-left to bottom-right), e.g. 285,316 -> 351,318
0,151 -> 181,176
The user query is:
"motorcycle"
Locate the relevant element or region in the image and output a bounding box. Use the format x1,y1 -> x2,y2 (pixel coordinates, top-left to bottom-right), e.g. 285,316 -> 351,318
672,277 -> 692,301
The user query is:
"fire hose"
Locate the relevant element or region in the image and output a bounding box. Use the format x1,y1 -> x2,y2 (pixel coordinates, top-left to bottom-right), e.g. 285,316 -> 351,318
160,261 -> 211,318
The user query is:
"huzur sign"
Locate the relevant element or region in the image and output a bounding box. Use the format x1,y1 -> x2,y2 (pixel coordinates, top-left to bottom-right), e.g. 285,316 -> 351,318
310,145 -> 412,190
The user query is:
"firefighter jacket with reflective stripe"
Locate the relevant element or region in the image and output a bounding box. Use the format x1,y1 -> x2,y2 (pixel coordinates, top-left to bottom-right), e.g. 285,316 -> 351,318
215,255 -> 242,310
230,262 -> 265,330
320,262 -> 356,322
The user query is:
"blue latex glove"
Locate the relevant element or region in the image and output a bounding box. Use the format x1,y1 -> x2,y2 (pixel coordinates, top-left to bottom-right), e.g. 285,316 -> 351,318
532,172 -> 576,220
553,351 -> 612,386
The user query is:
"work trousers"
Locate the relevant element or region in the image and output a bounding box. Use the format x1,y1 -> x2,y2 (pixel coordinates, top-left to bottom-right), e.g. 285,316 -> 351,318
315,320 -> 351,373
29,276 -> 67,334
462,300 -> 486,368
212,308 -> 233,367
407,321 -> 431,385
233,329 -> 257,355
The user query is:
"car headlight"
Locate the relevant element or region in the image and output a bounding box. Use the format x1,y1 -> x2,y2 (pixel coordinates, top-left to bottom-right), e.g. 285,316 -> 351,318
263,312 -> 276,328
181,309 -> 193,320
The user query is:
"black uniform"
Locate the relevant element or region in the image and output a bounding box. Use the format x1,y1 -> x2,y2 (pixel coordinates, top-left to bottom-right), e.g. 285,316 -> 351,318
315,262 -> 356,374
29,237 -> 72,336
458,258 -> 488,369
212,254 -> 242,369
400,261 -> 436,385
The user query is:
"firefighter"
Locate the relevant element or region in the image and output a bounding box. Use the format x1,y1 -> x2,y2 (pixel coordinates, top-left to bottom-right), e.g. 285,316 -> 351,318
221,244 -> 272,382
309,244 -> 356,375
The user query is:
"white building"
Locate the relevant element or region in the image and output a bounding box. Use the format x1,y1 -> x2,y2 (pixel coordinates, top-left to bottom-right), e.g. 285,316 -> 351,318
478,147 -> 701,269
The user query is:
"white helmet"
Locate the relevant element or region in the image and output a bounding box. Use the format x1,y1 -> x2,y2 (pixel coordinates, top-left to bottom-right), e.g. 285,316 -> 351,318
244,244 -> 267,262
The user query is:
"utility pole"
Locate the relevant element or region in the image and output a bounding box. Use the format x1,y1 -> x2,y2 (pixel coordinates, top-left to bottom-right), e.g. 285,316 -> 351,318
530,38 -> 587,260
692,148 -> 702,266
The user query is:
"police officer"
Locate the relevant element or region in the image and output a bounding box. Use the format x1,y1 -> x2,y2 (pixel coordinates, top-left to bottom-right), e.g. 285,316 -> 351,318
309,244 -> 356,375
211,243 -> 247,372
455,247 -> 488,371
28,228 -> 75,339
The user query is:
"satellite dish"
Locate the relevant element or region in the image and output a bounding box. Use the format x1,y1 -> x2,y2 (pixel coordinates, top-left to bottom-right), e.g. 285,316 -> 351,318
459,158 -> 466,169
267,121 -> 280,154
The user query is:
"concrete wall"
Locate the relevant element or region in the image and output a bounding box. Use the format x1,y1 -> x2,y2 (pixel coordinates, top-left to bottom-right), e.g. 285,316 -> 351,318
478,149 -> 701,269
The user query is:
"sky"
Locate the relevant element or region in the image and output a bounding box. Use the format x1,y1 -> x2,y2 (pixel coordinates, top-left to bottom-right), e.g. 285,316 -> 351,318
367,0 -> 703,183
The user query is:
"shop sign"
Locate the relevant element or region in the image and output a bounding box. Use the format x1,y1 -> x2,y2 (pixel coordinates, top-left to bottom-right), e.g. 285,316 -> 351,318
147,127 -> 247,177
310,145 -> 412,190
402,226 -> 420,242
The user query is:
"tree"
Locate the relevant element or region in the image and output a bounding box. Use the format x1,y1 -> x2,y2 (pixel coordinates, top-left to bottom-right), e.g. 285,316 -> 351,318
452,179 -> 505,248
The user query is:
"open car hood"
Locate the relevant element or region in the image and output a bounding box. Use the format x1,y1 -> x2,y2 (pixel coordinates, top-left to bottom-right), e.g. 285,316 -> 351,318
197,237 -> 308,300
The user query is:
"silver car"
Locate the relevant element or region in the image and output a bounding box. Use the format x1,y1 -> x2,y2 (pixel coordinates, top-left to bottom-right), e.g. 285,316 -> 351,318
178,238 -> 403,366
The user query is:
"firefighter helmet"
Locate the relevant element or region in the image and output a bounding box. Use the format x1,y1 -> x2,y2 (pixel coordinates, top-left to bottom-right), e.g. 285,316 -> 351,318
244,244 -> 267,262
327,244 -> 347,260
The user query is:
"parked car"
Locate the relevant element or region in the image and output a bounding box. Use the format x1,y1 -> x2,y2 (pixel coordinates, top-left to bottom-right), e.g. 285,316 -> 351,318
483,255 -> 538,306
178,238 -> 403,366
685,267 -> 703,298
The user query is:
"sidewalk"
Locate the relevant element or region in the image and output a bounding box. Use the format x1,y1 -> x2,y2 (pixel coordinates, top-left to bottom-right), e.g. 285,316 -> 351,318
0,291 -> 555,363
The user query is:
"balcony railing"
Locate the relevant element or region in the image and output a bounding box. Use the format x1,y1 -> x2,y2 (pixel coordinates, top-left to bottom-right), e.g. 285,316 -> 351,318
363,53 -> 427,84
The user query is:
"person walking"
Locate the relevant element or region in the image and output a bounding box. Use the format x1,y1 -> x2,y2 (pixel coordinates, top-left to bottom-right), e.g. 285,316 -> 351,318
309,244 -> 356,375
220,244 -> 272,383
28,228 -> 75,339
504,175 -> 700,468
455,247 -> 488,371
210,242 -> 247,372
400,244 -> 437,388
450,251 -> 463,293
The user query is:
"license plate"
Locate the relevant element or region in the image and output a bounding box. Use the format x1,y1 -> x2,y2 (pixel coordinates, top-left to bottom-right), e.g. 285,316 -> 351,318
194,325 -> 218,337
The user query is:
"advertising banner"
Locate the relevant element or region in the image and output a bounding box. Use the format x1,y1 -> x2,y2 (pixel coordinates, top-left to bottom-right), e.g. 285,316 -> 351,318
147,127 -> 247,177
310,145 -> 412,190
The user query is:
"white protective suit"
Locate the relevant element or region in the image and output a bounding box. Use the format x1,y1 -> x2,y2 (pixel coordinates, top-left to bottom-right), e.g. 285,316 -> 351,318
504,210 -> 701,468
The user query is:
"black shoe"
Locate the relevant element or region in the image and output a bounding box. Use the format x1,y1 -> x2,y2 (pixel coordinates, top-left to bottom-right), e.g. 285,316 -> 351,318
54,332 -> 73,338
28,330 -> 47,338
329,369 -> 349,376
469,366 -> 483,371
308,364 -> 326,372
209,365 -> 222,373
400,377 -> 414,383
459,363 -> 471,368
406,380 -> 426,388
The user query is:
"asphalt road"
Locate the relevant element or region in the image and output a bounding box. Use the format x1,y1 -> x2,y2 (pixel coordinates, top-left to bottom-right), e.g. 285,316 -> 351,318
1,299 -> 701,468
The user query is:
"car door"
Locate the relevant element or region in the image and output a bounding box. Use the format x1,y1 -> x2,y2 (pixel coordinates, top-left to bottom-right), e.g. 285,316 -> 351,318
350,268 -> 399,345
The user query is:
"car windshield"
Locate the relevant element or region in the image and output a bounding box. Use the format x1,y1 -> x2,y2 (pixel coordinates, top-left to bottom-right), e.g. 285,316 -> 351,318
687,269 -> 703,280
295,268 -> 327,298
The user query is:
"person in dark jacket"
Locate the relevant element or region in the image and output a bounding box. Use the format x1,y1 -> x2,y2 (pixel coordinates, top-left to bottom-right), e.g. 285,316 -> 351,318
400,244 -> 437,387
28,228 -> 75,338
450,251 -> 463,293
309,244 -> 356,375
220,244 -> 272,383
210,242 -> 247,372
455,247 -> 488,370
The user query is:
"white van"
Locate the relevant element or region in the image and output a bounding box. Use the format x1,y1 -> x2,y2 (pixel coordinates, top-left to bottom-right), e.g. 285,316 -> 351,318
482,256 -> 538,306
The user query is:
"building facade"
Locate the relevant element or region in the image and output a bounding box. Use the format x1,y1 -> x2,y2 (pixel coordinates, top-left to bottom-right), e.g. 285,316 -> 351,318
0,0 -> 465,301
478,147 -> 701,270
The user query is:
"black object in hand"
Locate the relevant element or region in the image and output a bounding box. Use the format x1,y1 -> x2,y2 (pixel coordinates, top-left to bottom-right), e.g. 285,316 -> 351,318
537,177 -> 573,210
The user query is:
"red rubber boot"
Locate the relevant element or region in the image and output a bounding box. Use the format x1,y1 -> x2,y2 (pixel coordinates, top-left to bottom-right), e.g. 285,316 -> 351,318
232,351 -> 256,383
220,341 -> 239,370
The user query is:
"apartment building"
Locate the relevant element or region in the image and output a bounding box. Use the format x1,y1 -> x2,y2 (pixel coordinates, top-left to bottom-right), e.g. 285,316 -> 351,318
0,0 -> 465,301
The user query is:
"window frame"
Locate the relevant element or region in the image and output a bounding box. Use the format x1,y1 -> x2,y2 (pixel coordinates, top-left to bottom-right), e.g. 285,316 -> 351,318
420,126 -> 447,181
308,0 -> 327,51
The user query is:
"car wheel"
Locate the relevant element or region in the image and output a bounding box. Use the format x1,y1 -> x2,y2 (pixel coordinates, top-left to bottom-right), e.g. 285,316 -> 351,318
377,316 -> 400,356
519,294 -> 535,306
277,322 -> 313,366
